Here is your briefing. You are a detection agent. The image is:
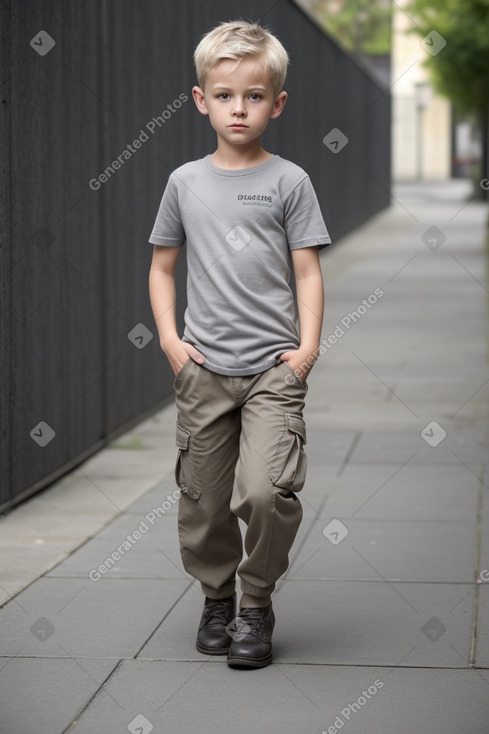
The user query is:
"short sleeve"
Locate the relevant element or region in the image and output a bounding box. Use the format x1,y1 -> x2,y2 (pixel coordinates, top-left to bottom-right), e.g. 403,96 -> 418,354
148,173 -> 185,247
284,176 -> 331,251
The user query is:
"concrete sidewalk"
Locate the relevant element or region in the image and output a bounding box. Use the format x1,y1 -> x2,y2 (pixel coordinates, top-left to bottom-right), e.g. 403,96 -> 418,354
1,180 -> 489,734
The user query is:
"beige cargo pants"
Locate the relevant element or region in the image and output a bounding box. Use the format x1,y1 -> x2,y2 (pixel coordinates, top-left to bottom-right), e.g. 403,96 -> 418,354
173,357 -> 308,600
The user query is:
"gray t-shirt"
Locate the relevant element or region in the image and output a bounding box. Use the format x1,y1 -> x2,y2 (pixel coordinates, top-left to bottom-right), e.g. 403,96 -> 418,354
149,154 -> 331,376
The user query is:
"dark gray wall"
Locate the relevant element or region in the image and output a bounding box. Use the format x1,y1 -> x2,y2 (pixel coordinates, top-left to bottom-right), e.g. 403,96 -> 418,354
0,0 -> 391,511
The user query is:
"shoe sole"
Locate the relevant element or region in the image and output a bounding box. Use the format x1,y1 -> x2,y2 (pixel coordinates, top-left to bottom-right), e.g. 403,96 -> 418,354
196,639 -> 231,656
226,651 -> 273,668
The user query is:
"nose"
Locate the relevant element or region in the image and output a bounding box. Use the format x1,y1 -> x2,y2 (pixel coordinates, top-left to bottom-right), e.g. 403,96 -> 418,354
232,97 -> 246,117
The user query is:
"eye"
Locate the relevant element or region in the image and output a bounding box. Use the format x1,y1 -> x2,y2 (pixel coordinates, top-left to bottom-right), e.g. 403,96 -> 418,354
217,93 -> 230,100
249,94 -> 262,101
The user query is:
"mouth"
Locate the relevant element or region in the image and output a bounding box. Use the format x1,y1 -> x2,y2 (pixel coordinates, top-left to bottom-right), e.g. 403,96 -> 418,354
229,124 -> 248,129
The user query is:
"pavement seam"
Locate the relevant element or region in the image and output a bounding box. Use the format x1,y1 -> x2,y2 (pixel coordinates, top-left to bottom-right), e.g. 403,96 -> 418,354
60,659 -> 124,734
133,580 -> 195,660
469,467 -> 485,667
337,430 -> 362,477
2,655 -> 487,670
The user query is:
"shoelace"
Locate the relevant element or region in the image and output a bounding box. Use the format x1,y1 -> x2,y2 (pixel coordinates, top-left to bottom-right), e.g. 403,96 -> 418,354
202,599 -> 233,628
237,607 -> 269,639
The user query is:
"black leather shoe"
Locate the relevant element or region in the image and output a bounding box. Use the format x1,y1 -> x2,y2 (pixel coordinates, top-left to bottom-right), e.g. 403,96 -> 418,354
227,603 -> 275,668
196,594 -> 236,655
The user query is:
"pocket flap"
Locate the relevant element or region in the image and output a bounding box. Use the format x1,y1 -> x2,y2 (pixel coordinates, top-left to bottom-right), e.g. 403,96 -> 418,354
285,413 -> 307,445
176,423 -> 190,449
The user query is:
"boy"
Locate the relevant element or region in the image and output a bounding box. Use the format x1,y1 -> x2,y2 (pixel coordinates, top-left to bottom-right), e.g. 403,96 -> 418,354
148,19 -> 330,668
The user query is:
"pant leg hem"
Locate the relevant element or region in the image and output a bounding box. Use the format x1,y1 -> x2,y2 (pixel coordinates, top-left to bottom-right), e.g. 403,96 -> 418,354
240,580 -> 276,597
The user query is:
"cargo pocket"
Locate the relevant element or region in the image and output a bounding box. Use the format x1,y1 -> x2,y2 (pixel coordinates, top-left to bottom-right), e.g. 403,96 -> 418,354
268,413 -> 307,492
175,423 -> 201,500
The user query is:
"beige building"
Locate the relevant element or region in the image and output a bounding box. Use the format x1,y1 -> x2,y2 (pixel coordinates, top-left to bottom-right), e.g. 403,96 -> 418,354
391,0 -> 451,180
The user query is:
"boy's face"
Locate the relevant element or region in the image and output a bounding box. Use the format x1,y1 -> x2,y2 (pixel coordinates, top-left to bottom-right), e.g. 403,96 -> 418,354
192,54 -> 287,147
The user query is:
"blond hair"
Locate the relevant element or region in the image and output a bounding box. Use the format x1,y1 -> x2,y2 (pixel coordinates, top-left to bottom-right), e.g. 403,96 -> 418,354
193,20 -> 289,99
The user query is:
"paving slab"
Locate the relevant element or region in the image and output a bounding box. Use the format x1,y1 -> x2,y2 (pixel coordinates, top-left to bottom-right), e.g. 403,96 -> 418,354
286,518 -> 477,583
0,540 -> 75,580
0,499 -> 116,545
122,479 -> 181,515
45,533 -> 189,582
349,430 -> 488,467
0,657 -> 118,734
319,464 -> 480,522
0,408 -> 180,605
138,583 -> 217,661
301,429 -> 359,465
0,577 -> 190,659
75,508 -> 181,545
273,579 -> 474,668
61,661 -> 489,734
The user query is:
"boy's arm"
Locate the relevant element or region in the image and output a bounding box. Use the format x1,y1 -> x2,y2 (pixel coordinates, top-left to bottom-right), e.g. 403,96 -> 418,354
148,245 -> 205,375
279,246 -> 324,383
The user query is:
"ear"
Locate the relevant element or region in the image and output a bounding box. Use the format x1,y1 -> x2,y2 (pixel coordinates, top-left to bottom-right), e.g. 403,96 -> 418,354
192,85 -> 209,115
270,91 -> 287,120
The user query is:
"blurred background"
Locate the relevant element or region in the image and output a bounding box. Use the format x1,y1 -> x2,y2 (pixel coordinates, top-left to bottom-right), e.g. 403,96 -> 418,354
1,0 -> 487,513
298,0 -> 488,187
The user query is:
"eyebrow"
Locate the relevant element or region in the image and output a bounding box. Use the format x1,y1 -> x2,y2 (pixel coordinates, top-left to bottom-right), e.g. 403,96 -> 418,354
212,85 -> 267,91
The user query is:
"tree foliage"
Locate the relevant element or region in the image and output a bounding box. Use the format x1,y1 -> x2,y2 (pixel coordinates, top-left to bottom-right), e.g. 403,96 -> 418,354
310,0 -> 392,54
406,0 -> 489,115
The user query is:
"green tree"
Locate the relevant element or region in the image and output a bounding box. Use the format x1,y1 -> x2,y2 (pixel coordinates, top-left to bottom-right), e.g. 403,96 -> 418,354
406,0 -> 489,195
309,0 -> 392,54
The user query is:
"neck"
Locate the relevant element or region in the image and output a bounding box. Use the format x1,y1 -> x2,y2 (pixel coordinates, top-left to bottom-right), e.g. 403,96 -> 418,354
210,137 -> 272,170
